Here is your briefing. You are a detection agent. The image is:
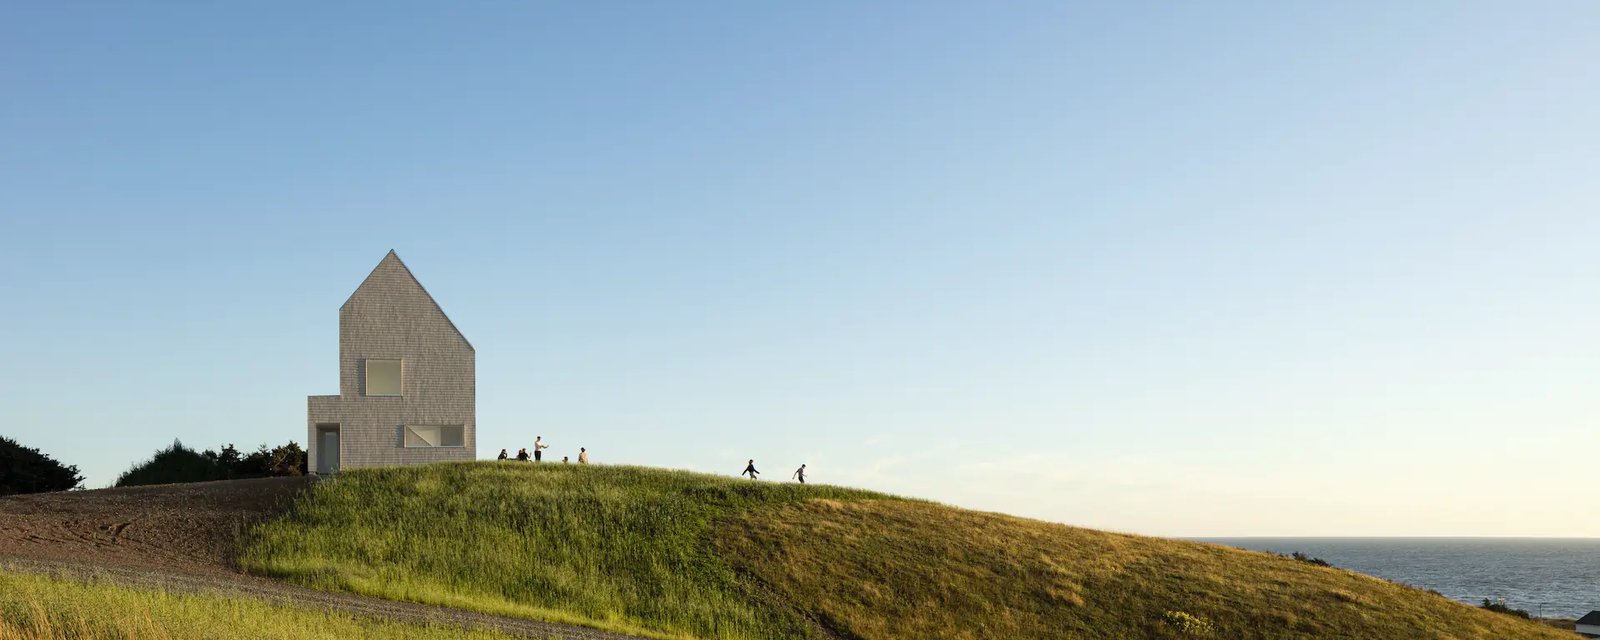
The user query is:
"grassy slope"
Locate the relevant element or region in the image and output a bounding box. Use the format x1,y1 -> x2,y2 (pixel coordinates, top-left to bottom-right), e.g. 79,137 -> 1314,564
717,499 -> 1568,640
242,463 -> 1567,640
243,463 -> 884,639
0,570 -> 514,640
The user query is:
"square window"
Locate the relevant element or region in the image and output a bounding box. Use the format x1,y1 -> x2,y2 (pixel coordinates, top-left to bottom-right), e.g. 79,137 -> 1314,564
366,359 -> 401,396
405,425 -> 464,448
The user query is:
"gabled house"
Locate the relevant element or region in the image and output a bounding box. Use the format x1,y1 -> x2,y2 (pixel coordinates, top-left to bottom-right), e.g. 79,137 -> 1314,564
1578,611 -> 1600,638
307,251 -> 475,473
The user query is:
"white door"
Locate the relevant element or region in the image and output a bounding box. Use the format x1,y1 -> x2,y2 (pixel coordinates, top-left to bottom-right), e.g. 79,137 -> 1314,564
318,428 -> 340,474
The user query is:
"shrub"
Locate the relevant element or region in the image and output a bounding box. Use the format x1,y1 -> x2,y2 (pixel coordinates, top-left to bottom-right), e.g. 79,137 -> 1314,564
116,439 -> 308,487
1290,551 -> 1331,567
265,442 -> 306,477
1479,598 -> 1530,619
1162,610 -> 1215,637
116,440 -> 229,487
0,436 -> 84,495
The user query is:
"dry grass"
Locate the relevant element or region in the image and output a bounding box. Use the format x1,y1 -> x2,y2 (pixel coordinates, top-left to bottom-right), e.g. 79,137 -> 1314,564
0,570 -> 514,640
716,499 -> 1574,640
239,462 -> 1570,640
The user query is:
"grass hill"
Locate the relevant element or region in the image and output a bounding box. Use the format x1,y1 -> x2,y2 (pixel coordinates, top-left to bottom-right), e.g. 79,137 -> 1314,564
241,462 -> 1569,640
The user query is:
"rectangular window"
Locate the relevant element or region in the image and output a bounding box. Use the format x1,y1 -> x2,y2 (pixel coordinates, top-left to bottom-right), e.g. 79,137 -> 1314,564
404,425 -> 464,448
366,359 -> 401,396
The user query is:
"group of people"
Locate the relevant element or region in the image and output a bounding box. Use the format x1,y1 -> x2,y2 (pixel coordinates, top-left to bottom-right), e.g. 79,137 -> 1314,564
498,436 -> 588,465
494,441 -> 808,484
742,459 -> 807,484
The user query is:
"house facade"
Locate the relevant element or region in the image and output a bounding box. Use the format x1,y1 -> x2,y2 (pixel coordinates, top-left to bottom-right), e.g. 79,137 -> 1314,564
307,251 -> 475,473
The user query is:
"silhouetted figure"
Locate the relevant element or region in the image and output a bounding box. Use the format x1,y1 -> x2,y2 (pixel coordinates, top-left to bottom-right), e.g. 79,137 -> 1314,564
742,459 -> 760,480
534,436 -> 549,462
497,449 -> 508,461
516,448 -> 530,462
792,464 -> 806,484
579,447 -> 589,464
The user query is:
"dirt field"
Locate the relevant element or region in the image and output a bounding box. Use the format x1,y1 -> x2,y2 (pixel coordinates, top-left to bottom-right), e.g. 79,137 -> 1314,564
0,478 -> 643,640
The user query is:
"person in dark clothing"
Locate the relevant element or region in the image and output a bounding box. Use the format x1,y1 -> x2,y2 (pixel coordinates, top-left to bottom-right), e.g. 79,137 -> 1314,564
516,448 -> 530,462
792,464 -> 806,484
497,449 -> 509,461
742,459 -> 760,480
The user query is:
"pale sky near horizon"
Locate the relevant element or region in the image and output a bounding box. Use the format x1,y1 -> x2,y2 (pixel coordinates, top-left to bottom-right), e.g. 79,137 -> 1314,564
3,2 -> 1598,537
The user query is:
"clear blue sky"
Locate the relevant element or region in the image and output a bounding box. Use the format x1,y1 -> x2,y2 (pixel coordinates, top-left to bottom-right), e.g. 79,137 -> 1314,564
3,2 -> 1597,536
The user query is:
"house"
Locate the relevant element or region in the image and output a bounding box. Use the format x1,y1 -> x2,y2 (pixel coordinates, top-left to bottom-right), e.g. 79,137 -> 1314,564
307,251 -> 475,473
1578,611 -> 1600,638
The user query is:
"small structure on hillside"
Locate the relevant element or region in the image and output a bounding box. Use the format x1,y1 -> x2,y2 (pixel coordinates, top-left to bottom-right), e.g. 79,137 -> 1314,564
1578,611 -> 1600,638
306,251 -> 475,474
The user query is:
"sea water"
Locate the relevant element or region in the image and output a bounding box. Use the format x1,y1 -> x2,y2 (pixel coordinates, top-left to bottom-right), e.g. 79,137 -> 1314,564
1200,538 -> 1600,619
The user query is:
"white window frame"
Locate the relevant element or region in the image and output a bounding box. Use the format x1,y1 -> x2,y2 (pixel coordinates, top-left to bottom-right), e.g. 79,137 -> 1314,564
404,425 -> 465,448
365,359 -> 402,396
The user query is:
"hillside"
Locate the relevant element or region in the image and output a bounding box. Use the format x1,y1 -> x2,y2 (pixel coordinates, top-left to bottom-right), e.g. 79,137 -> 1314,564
241,462 -> 1569,640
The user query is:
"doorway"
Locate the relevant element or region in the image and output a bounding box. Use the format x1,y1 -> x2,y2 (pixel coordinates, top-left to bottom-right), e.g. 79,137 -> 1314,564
316,424 -> 340,474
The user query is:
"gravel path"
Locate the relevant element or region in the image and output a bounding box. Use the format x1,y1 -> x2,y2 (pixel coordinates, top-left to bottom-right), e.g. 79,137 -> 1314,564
0,478 -> 647,640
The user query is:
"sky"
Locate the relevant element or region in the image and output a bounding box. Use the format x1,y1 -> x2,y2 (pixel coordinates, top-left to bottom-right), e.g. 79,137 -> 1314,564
2,2 -> 1598,537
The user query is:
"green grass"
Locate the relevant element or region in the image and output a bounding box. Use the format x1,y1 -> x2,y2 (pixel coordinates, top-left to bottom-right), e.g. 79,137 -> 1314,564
0,569 -> 516,640
241,462 -> 1569,640
241,462 -> 884,639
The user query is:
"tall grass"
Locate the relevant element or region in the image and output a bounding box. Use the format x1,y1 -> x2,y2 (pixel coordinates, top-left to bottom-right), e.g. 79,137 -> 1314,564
242,462 -> 885,639
0,570 -> 514,640
242,461 -> 1573,640
717,499 -> 1574,640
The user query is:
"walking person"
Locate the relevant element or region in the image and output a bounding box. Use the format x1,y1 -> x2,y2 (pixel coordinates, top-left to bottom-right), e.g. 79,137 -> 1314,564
792,464 -> 806,484
497,448 -> 508,461
742,459 -> 760,480
578,447 -> 589,464
534,436 -> 549,462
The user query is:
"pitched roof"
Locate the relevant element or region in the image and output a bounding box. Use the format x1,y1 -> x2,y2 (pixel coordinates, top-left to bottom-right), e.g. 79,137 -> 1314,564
342,250 -> 474,351
1579,611 -> 1600,625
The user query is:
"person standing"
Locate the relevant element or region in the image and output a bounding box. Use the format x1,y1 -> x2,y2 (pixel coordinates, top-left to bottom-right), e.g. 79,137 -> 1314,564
742,459 -> 760,480
534,436 -> 549,462
792,464 -> 806,484
497,448 -> 508,461
578,447 -> 589,464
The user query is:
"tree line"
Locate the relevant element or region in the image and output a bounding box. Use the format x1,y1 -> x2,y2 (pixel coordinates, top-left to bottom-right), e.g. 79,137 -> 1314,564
0,435 -> 307,495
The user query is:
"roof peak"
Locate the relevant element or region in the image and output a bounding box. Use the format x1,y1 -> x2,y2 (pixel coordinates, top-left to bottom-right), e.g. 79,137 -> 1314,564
341,251 -> 474,351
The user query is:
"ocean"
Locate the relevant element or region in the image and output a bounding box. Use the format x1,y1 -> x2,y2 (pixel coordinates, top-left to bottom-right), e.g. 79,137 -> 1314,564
1200,538 -> 1600,619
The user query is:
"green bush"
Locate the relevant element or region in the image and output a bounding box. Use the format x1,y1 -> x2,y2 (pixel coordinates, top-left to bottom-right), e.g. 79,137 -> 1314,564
1480,599 -> 1531,619
115,440 -> 228,487
0,436 -> 83,496
1290,551 -> 1332,567
115,440 -> 307,487
226,443 -> 306,478
1163,610 -> 1215,637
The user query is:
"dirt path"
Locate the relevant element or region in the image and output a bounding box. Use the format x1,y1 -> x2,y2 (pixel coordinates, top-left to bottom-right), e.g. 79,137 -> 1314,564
0,478 -> 645,640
